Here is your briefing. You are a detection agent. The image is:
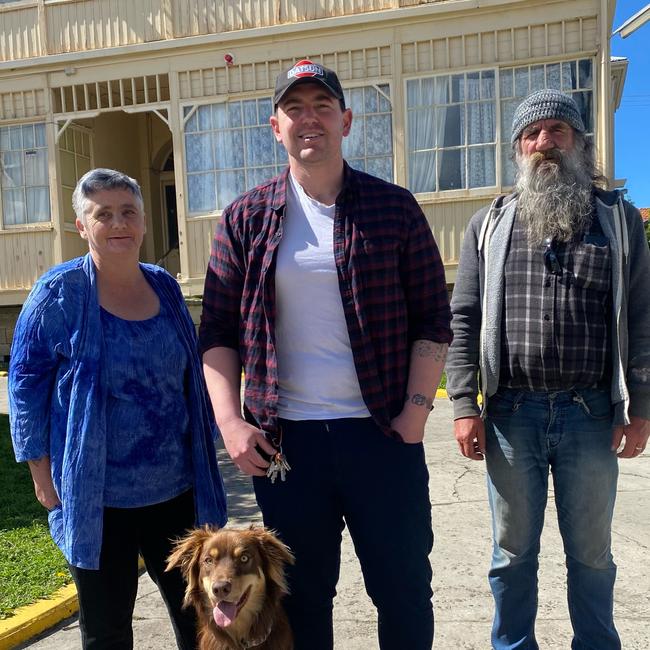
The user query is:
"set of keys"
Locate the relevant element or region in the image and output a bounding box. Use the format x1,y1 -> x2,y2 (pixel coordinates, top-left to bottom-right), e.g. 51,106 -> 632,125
266,449 -> 291,483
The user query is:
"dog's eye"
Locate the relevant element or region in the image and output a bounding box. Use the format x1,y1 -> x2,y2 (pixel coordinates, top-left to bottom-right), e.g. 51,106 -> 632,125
203,556 -> 213,565
239,554 -> 249,563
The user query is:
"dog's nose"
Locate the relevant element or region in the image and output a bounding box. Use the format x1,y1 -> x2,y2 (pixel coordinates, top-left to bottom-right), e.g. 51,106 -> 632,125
212,580 -> 232,598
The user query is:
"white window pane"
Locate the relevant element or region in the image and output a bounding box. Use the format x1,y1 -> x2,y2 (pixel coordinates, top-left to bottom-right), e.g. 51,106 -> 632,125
408,108 -> 435,150
514,67 -> 529,96
3,188 -> 25,225
366,156 -> 392,183
547,64 -> 562,90
531,65 -> 545,91
243,100 -> 257,127
364,87 -> 378,113
185,109 -> 198,133
366,115 -> 392,156
258,98 -> 273,123
467,102 -> 495,144
26,187 -> 50,222
420,78 -> 435,105
500,70 -> 513,98
275,141 -> 288,165
406,80 -> 419,107
408,151 -> 436,194
347,158 -> 366,173
2,151 -> 24,186
228,103 -> 242,128
439,148 -> 463,190
9,126 -> 22,150
216,171 -> 245,210
198,105 -> 212,131
481,71 -> 495,99
343,119 -> 365,158
36,123 -> 48,147
435,77 -> 449,103
562,61 -> 577,90
24,149 -> 48,186
245,126 -> 275,167
0,127 -> 10,151
451,75 -> 465,102
22,125 -> 35,149
350,88 -> 365,114
214,130 -> 243,169
187,173 -> 216,213
468,146 -> 495,188
467,72 -> 480,101
185,133 -> 214,172
378,86 -> 391,112
212,104 -> 227,130
500,99 -> 519,141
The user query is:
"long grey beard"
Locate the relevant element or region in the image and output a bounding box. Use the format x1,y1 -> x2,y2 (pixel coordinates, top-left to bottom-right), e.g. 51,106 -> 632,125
515,147 -> 593,245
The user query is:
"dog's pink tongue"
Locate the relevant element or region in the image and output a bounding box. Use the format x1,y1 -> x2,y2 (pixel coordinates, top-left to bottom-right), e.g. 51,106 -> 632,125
213,601 -> 238,628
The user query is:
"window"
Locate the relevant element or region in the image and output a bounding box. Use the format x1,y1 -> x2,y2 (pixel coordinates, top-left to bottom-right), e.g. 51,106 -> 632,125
343,84 -> 393,183
184,99 -> 287,214
406,58 -> 593,194
407,71 -> 496,193
500,59 -> 593,185
0,123 -> 50,226
59,125 -> 92,224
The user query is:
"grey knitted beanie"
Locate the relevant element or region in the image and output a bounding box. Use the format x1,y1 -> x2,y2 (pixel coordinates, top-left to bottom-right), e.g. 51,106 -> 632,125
511,89 -> 585,143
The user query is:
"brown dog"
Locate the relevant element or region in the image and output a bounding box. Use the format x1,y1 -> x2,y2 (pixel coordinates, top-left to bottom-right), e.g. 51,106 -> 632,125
166,525 -> 294,650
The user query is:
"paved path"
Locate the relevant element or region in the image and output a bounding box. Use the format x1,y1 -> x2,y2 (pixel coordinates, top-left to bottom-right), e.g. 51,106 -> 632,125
1,376 -> 649,649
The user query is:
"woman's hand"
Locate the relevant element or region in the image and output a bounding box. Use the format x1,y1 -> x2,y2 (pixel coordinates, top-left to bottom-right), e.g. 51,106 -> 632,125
27,457 -> 61,510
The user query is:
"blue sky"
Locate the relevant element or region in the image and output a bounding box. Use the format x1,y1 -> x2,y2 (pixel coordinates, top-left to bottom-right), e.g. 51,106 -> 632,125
612,1 -> 650,207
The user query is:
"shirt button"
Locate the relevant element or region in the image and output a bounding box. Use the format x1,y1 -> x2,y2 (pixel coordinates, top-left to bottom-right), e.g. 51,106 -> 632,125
543,314 -> 550,321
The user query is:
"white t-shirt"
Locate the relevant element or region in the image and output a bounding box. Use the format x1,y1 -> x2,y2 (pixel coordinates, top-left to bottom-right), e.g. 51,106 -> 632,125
274,174 -> 370,420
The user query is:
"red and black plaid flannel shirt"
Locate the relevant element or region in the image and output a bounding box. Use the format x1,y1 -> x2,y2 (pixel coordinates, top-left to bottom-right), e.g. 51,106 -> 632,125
199,164 -> 452,436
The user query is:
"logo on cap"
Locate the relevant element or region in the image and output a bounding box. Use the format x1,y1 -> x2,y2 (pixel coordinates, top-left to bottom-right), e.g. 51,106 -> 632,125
287,60 -> 323,80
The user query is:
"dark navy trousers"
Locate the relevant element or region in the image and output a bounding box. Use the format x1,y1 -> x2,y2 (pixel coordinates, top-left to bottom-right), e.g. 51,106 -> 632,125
253,417 -> 434,650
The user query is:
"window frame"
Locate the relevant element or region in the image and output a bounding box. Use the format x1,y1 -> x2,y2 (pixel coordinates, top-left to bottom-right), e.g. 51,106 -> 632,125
0,120 -> 52,230
404,56 -> 595,200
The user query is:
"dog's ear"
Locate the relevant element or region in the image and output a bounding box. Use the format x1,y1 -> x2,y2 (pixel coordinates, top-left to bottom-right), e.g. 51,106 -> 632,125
248,525 -> 295,594
166,525 -> 216,605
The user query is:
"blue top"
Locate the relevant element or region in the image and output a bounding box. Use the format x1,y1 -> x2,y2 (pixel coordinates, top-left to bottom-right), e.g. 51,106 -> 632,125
8,254 -> 227,569
101,305 -> 192,507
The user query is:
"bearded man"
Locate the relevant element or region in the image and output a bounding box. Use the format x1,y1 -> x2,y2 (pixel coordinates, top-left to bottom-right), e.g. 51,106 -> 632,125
446,89 -> 650,649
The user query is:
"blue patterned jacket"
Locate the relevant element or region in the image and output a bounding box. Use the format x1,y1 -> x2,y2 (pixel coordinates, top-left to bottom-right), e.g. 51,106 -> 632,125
9,254 -> 227,569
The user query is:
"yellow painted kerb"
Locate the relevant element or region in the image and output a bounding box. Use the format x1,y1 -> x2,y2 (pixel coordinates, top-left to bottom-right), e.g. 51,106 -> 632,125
0,584 -> 78,650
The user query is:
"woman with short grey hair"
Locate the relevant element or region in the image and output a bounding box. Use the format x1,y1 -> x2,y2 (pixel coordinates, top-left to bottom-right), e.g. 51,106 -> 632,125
9,168 -> 227,649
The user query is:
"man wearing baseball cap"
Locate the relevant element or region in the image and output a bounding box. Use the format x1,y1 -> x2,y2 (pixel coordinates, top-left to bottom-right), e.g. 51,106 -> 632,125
447,88 -> 650,648
200,60 -> 452,648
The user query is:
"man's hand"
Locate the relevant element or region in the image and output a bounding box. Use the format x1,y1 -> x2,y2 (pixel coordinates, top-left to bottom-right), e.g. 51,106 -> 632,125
391,409 -> 426,444
611,415 -> 650,458
220,418 -> 277,476
454,416 -> 486,460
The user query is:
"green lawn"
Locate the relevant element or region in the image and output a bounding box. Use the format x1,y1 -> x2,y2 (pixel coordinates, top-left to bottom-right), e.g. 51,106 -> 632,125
0,415 -> 71,619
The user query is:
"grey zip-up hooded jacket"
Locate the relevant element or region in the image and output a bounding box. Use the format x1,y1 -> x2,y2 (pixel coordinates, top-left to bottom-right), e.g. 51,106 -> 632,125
446,188 -> 650,426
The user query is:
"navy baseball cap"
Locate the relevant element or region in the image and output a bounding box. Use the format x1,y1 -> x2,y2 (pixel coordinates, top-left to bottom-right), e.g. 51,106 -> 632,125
273,60 -> 345,108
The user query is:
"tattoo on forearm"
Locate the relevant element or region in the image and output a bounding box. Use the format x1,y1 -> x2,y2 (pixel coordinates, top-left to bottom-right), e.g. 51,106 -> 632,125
405,392 -> 434,411
413,341 -> 448,363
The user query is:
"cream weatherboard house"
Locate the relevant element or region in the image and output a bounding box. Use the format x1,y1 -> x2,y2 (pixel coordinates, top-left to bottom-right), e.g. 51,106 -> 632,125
0,0 -> 627,355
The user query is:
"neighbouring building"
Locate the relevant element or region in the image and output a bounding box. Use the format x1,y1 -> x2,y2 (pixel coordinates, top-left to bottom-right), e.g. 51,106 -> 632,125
0,0 -> 628,356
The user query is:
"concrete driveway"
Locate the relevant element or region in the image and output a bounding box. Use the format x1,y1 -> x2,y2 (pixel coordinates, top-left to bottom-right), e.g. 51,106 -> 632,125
1,377 -> 648,649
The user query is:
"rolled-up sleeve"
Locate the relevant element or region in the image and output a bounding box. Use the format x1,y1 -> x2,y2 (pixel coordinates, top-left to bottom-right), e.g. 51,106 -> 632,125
9,285 -> 66,462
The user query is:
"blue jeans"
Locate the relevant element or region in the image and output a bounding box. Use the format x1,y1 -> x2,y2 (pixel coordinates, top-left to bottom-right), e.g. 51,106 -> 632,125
253,417 -> 434,650
485,388 -> 620,650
